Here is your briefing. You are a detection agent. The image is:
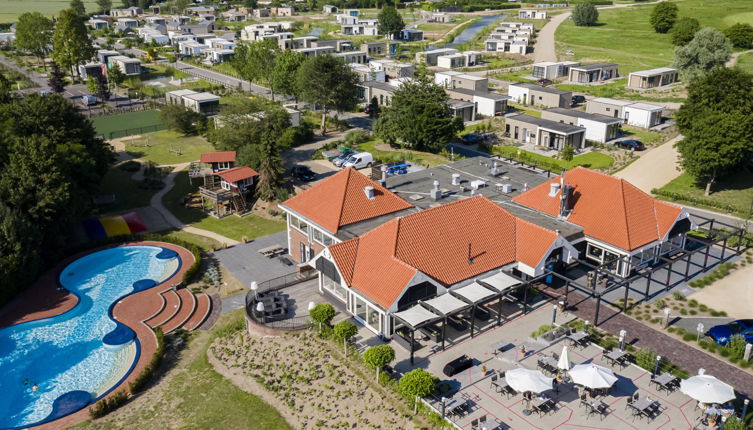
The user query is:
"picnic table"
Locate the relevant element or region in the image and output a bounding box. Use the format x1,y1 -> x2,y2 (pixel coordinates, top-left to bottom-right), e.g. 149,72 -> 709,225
567,331 -> 589,348
258,244 -> 286,258
651,372 -> 678,392
604,349 -> 628,367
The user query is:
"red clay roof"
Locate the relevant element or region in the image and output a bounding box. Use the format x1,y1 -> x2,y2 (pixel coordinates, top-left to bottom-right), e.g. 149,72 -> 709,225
330,196 -> 559,309
512,167 -> 683,251
281,168 -> 413,234
217,166 -> 259,183
200,151 -> 236,163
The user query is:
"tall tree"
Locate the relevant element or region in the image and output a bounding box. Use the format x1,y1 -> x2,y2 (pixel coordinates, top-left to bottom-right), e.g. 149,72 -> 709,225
650,2 -> 678,34
572,2 -> 598,27
96,0 -> 113,14
14,12 -> 54,69
107,65 -> 125,89
724,23 -> 753,49
232,39 -> 278,99
295,54 -> 359,135
674,27 -> 732,82
270,49 -> 305,101
670,17 -> 700,46
52,9 -> 95,81
48,62 -> 68,94
675,68 -> 753,196
70,0 -> 87,16
374,78 -> 464,153
377,6 -> 404,36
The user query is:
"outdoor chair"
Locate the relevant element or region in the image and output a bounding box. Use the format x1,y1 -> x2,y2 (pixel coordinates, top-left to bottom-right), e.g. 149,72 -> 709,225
580,392 -> 589,408
478,415 -> 487,427
470,418 -> 479,429
490,374 -> 499,391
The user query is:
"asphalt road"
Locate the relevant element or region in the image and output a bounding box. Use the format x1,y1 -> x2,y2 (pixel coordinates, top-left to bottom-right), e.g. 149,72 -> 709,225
174,60 -> 279,99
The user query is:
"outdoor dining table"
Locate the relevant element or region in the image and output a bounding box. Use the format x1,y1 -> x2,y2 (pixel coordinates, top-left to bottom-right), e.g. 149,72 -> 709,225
629,397 -> 658,420
567,331 -> 589,348
586,399 -> 609,419
604,349 -> 628,367
532,397 -> 555,415
538,356 -> 559,374
652,372 -> 679,392
258,245 -> 285,258
492,376 -> 510,392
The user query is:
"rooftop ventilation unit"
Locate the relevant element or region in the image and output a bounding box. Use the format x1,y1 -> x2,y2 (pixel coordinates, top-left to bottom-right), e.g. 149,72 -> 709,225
471,180 -> 486,190
451,173 -> 461,185
548,182 -> 560,197
501,183 -> 512,193
364,185 -> 375,200
490,162 -> 499,176
430,180 -> 442,200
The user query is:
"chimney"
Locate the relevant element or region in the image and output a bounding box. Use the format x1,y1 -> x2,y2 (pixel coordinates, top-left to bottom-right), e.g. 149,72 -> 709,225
451,173 -> 461,185
523,182 -> 529,192
430,180 -> 442,200
490,162 -> 498,176
379,165 -> 387,187
548,182 -> 561,197
364,185 -> 375,200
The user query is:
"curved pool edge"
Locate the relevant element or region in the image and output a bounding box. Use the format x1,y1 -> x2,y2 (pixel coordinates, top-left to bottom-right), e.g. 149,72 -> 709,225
5,241 -> 196,430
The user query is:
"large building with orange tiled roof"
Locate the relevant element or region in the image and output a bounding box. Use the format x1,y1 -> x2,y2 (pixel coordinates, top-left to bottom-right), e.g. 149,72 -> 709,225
279,157 -> 692,337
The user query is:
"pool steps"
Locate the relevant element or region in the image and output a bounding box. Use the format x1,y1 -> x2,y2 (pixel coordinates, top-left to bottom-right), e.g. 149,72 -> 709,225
143,288 -> 211,333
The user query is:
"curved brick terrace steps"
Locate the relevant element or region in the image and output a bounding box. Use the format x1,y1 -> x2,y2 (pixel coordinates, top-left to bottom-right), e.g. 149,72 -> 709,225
197,293 -> 222,330
146,289 -> 181,328
161,288 -> 196,333
183,293 -> 211,331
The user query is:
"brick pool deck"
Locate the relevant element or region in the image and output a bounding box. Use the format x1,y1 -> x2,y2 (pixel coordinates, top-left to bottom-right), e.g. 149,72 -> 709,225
0,241 -> 194,430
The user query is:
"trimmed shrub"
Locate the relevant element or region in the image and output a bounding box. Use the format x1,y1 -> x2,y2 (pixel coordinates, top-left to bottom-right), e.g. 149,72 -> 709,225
129,327 -> 166,394
89,390 -> 129,418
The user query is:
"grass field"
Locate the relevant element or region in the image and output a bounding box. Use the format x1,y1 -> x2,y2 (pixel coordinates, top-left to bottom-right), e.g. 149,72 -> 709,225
125,130 -> 215,165
358,139 -> 451,167
91,110 -> 165,139
96,166 -> 161,212
73,311 -> 292,430
0,0 -> 99,21
164,171 -> 286,242
555,0 -> 753,75
734,52 -> 753,74
554,79 -> 687,102
493,145 -> 615,170
656,170 -> 753,217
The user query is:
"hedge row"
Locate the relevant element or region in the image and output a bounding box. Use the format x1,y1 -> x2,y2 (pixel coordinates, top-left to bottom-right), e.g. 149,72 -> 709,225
89,390 -> 129,418
651,189 -> 740,214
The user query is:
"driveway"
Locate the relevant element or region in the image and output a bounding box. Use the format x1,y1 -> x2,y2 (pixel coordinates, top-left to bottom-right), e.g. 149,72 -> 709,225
612,135 -> 682,193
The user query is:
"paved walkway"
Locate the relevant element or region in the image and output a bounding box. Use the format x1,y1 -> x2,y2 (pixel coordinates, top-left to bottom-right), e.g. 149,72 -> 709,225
569,291 -> 753,397
612,135 -> 682,193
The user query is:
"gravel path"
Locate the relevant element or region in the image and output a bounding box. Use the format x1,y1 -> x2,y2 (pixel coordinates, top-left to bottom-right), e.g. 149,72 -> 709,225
612,135 -> 683,193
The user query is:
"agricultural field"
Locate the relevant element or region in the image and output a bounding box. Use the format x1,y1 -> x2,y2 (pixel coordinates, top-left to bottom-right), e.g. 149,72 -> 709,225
555,0 -> 753,74
0,0 -> 99,21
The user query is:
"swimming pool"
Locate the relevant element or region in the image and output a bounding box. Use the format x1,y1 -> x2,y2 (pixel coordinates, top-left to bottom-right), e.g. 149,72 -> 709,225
0,245 -> 180,429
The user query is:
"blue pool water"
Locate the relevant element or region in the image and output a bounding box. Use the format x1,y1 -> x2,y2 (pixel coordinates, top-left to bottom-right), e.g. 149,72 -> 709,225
0,245 -> 180,429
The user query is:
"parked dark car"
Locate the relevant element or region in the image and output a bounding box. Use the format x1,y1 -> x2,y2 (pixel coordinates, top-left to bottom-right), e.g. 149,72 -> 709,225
571,95 -> 586,105
462,133 -> 483,144
706,320 -> 753,345
290,165 -> 316,182
537,78 -> 552,86
615,139 -> 645,151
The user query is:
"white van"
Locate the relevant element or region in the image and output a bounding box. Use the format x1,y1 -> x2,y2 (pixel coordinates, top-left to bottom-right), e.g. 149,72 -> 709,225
341,152 -> 373,169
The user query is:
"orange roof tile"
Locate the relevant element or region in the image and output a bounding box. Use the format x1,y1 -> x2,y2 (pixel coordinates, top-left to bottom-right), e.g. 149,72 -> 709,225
512,167 -> 683,251
200,151 -> 236,163
281,168 -> 413,234
217,166 -> 259,183
330,196 -> 560,309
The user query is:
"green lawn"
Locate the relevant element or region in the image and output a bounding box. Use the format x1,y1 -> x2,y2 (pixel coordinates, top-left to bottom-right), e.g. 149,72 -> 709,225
555,0 -> 753,74
416,22 -> 456,32
96,165 -> 161,212
655,170 -> 753,217
0,0 -> 99,21
620,126 -> 663,145
164,171 -> 286,242
91,110 -> 165,139
493,145 -> 615,170
554,80 -> 687,103
74,311 -> 292,430
125,130 -> 215,165
734,52 -> 753,74
357,139 -> 451,168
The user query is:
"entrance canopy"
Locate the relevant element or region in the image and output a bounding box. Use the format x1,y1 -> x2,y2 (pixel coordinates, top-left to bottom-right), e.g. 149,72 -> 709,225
479,271 -> 522,293
422,294 -> 469,316
452,282 -> 497,304
393,304 -> 440,328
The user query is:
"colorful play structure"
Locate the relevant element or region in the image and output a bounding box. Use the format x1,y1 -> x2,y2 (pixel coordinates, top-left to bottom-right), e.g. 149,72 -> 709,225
82,211 -> 147,240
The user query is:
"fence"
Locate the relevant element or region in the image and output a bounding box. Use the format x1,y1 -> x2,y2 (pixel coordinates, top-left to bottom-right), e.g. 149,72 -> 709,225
107,123 -> 168,140
243,270 -> 318,331
257,270 -> 317,292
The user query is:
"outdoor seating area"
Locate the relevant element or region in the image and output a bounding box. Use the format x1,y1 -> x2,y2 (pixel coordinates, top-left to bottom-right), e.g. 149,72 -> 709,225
258,244 -> 287,258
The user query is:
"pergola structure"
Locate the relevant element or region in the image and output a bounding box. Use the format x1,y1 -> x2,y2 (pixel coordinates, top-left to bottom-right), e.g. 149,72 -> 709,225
391,271 -> 529,364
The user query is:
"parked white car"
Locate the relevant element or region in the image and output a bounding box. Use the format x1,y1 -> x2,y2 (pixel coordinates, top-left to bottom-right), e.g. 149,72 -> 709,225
341,152 -> 374,169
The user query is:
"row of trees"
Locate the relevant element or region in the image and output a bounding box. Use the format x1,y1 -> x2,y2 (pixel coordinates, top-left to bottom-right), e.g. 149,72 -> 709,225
0,78 -> 113,305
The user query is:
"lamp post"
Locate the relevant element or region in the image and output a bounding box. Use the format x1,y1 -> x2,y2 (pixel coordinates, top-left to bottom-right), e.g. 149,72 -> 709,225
619,330 -> 627,350
663,307 -> 671,328
653,355 -> 662,376
552,304 -> 558,325
251,281 -> 258,300
697,323 -> 705,342
256,301 -> 265,324
742,399 -> 749,422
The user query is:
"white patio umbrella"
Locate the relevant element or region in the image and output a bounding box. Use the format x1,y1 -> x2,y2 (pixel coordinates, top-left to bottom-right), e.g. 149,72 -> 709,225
680,374 -> 735,404
506,368 -> 553,393
557,346 -> 571,371
568,363 -> 618,389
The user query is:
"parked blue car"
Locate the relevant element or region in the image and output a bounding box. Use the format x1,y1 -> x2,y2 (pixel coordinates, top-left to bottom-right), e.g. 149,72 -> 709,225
706,319 -> 753,345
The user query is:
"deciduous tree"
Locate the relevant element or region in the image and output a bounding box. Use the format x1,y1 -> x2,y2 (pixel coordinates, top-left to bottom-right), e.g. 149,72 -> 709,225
310,303 -> 336,331
398,368 -> 438,412
724,23 -> 753,49
295,54 -> 359,135
270,49 -> 305,101
52,9 -> 95,81
674,28 -> 732,82
374,77 -> 464,153
70,0 -> 87,16
377,6 -> 404,36
363,345 -> 395,382
96,0 -> 113,14
670,17 -> 699,46
159,104 -> 204,135
107,65 -> 125,89
675,67 -> 753,195
47,62 -> 68,94
572,2 -> 598,27
15,12 -> 54,68
232,39 -> 278,99
650,2 -> 678,34
334,320 -> 358,356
